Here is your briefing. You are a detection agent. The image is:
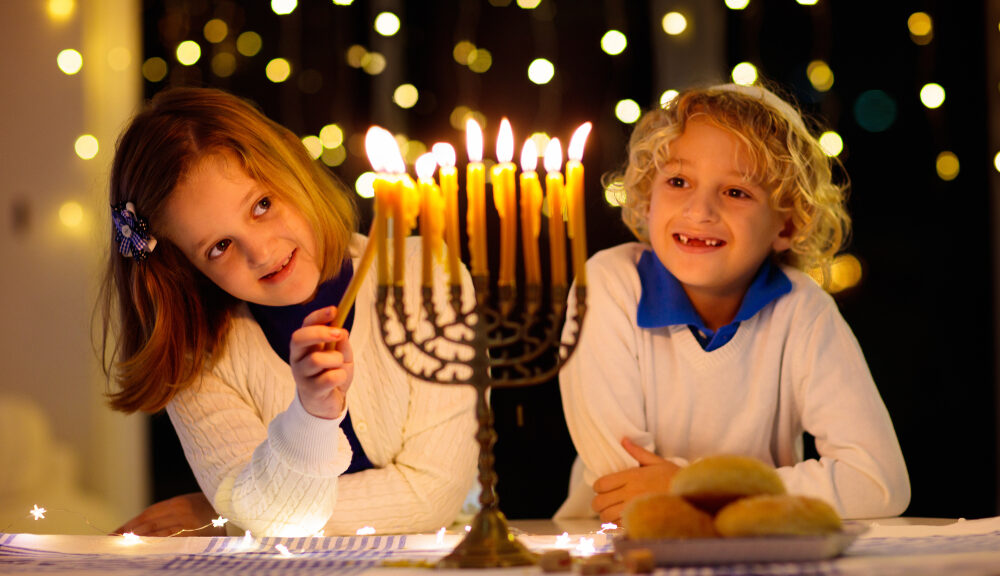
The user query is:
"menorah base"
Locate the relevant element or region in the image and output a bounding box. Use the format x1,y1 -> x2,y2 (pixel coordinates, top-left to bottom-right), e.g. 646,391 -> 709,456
437,508 -> 537,568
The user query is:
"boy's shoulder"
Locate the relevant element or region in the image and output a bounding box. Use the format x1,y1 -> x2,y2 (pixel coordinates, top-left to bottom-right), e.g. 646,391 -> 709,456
775,265 -> 839,315
589,241 -> 649,269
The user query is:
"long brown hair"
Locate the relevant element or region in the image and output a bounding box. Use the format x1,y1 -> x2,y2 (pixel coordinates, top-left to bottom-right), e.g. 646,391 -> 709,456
100,87 -> 357,413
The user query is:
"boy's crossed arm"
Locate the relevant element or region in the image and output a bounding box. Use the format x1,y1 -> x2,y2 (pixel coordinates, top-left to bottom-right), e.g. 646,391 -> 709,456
591,438 -> 682,523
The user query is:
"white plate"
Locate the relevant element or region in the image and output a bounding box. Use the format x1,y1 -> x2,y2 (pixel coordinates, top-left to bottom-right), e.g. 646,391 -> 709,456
612,522 -> 867,566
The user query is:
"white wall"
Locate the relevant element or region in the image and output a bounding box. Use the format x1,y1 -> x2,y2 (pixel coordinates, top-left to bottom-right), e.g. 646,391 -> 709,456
0,0 -> 147,532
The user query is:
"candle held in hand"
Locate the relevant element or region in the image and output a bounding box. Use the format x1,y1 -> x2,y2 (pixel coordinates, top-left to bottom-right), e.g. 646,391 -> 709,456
416,153 -> 444,288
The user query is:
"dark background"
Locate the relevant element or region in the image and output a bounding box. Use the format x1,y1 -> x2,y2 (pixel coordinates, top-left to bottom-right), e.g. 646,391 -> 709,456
143,0 -> 997,519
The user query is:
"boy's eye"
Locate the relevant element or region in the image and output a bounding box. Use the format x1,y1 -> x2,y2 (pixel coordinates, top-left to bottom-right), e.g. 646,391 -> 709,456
666,176 -> 687,188
253,197 -> 272,217
724,188 -> 751,199
208,239 -> 231,259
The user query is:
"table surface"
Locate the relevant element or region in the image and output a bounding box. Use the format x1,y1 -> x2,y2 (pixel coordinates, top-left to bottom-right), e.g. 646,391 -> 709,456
2,515 -> 998,575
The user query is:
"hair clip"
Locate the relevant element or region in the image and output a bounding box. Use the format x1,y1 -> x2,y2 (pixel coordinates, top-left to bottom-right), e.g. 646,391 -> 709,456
111,202 -> 157,261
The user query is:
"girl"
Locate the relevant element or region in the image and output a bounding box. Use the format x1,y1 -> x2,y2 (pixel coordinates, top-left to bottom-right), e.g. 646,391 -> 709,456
556,83 -> 910,522
101,87 -> 478,537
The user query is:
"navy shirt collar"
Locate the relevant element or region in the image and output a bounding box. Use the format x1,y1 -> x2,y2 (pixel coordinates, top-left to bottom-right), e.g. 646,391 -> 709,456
636,250 -> 791,351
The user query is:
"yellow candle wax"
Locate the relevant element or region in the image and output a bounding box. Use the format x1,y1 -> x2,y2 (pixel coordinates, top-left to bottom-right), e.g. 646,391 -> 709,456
493,119 -> 517,287
566,122 -> 592,287
416,153 -> 442,288
365,126 -> 399,287
544,137 -> 566,288
433,143 -> 462,286
466,119 -> 488,277
519,139 -> 543,285
392,176 -> 407,287
373,175 -> 391,286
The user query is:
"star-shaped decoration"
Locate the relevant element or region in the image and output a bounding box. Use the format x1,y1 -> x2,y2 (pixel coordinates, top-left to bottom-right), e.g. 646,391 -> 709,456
29,505 -> 46,520
211,516 -> 228,528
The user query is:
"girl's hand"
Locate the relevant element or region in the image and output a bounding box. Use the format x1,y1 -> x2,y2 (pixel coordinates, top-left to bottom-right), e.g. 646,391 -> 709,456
289,305 -> 354,419
591,438 -> 682,523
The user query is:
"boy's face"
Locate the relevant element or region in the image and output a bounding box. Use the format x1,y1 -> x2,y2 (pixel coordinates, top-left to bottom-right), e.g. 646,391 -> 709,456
162,151 -> 322,306
647,117 -> 791,305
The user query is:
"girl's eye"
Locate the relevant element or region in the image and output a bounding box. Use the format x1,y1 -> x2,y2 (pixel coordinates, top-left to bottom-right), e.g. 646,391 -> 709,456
208,239 -> 231,259
724,188 -> 751,199
253,197 -> 272,217
666,176 -> 687,188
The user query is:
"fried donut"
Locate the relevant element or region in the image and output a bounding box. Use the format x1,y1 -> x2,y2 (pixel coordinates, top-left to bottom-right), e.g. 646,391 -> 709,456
669,455 -> 786,513
714,494 -> 842,537
622,493 -> 718,539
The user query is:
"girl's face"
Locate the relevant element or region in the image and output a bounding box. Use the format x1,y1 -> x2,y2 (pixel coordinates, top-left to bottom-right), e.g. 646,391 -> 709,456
162,151 -> 322,306
647,117 -> 791,305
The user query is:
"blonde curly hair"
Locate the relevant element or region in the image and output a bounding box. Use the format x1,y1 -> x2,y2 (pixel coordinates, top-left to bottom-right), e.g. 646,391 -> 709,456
609,82 -> 850,273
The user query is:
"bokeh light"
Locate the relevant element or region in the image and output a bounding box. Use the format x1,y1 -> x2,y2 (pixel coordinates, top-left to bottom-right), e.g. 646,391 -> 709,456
59,201 -> 84,229
661,12 -> 687,35
393,84 -> 419,109
517,0 -> 542,8
346,45 -> 367,68
854,90 -> 897,132
301,135 -> 323,160
795,0 -> 818,5
332,0 -> 354,5
361,52 -> 387,75
724,0 -> 750,9
818,131 -> 844,157
604,181 -> 625,207
142,57 -> 168,82
237,31 -> 262,57
994,151 -> 1000,173
919,83 -> 945,109
374,12 -> 401,36
453,41 -> 475,65
271,0 -> 297,15
935,151 -> 959,181
204,19 -> 228,43
57,49 -> 83,75
356,172 -> 377,198
212,52 -> 237,77
527,58 -> 555,84
176,40 -> 201,66
615,99 -> 641,124
74,134 -> 99,160
320,124 -> 344,149
468,48 -> 493,73
265,58 -> 292,82
601,30 -> 627,55
659,89 -> 679,107
807,60 -> 834,92
47,0 -> 75,21
908,12 -> 933,45
731,62 -> 758,85
322,146 -> 347,167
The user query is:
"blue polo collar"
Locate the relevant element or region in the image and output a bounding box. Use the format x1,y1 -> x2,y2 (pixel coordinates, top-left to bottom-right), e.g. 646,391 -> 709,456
636,250 -> 791,351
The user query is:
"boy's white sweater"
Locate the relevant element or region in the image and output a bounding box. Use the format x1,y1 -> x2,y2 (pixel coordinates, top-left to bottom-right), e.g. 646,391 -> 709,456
557,243 -> 910,520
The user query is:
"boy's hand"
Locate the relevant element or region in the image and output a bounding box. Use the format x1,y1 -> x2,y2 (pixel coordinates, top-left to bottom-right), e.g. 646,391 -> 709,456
591,438 -> 682,523
290,305 -> 354,420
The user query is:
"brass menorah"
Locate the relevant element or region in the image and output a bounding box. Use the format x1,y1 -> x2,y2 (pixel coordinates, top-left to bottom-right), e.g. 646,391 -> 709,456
375,272 -> 586,567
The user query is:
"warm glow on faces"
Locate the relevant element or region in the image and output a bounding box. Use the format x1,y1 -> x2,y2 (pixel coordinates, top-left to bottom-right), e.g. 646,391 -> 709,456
162,152 -> 321,306
647,119 -> 790,319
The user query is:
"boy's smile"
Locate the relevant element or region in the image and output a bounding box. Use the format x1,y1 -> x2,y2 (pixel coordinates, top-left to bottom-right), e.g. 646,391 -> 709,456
161,151 -> 322,306
647,117 -> 791,329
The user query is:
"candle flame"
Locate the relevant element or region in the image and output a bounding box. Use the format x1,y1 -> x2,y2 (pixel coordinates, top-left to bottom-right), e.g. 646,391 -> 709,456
520,139 -> 538,172
568,122 -> 592,161
365,126 -> 406,174
466,118 -> 483,162
416,152 -> 437,180
544,138 -> 563,173
432,142 -> 456,168
496,118 -> 514,163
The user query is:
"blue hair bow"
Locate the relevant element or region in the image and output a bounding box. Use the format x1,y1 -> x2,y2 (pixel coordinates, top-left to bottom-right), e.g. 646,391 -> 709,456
111,202 -> 157,261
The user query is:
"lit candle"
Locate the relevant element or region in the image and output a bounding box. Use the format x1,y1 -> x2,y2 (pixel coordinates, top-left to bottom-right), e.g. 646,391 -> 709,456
544,138 -> 567,288
433,143 -> 462,286
364,126 -> 395,287
519,138 -> 543,285
416,152 -> 444,288
398,174 -> 420,287
491,118 -> 517,286
566,122 -> 592,287
466,119 -> 488,277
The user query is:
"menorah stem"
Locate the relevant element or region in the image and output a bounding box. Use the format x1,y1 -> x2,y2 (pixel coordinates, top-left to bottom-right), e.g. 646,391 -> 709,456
474,385 -> 498,511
